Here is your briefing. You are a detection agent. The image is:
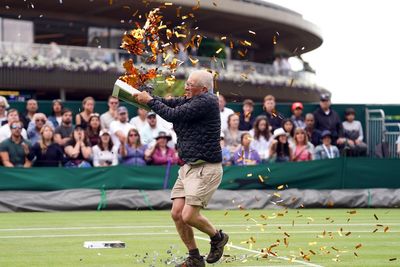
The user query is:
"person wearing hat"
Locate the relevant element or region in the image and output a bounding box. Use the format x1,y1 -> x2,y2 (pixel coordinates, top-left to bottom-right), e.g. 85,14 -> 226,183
63,124 -> 92,167
140,111 -> 171,147
134,69 -> 228,267
290,102 -> 305,129
92,129 -> 118,167
314,130 -> 340,160
269,127 -> 293,163
239,99 -> 256,131
144,131 -> 178,165
109,106 -> 135,148
341,108 -> 367,156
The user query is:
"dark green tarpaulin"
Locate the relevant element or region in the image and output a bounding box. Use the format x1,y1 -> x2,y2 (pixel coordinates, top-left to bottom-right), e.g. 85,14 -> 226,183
0,158 -> 399,191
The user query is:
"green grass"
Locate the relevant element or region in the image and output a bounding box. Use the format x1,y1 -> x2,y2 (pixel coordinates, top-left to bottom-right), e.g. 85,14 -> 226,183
0,209 -> 399,267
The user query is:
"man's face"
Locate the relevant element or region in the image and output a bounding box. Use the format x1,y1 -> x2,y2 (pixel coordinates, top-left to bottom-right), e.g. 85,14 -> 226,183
7,111 -> 19,123
322,136 -> 331,145
305,115 -> 315,128
62,112 -> 72,124
320,100 -> 331,110
138,108 -> 148,118
147,115 -> 157,127
185,75 -> 206,98
108,98 -> 119,110
27,100 -> 38,113
10,122 -> 22,137
218,96 -> 226,111
118,112 -> 128,123
243,104 -> 253,114
293,108 -> 302,117
264,99 -> 275,112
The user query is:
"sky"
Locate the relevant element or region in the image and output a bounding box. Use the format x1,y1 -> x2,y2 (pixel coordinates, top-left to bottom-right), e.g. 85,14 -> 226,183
266,0 -> 400,104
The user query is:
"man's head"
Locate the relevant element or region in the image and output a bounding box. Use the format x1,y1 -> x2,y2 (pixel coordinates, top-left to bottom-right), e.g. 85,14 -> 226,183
304,113 -> 315,129
61,108 -> 73,125
7,109 -> 19,124
117,106 -> 129,123
33,113 -> 47,130
108,96 -> 119,110
218,95 -> 227,111
147,111 -> 157,127
9,121 -> 23,138
185,70 -> 213,98
263,95 -> 276,113
137,108 -> 148,119
319,94 -> 331,111
26,99 -> 38,114
291,102 -> 303,117
242,99 -> 254,114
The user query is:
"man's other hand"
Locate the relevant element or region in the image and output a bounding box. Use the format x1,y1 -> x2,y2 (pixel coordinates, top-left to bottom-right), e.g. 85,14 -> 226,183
133,91 -> 153,104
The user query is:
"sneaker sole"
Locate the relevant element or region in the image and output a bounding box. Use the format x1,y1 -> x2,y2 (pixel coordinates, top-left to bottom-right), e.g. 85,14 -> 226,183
206,234 -> 229,264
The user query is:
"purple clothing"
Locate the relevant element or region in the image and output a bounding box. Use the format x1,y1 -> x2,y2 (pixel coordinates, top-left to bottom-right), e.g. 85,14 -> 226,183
121,144 -> 147,166
151,147 -> 178,165
233,146 -> 261,166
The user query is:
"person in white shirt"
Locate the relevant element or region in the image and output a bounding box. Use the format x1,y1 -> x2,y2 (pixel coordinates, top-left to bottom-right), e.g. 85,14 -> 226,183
218,94 -> 234,132
129,108 -> 149,132
0,109 -> 28,143
100,96 -> 119,130
140,111 -> 171,147
249,115 -> 273,162
341,108 -> 367,156
109,106 -> 135,148
0,96 -> 10,126
92,130 -> 119,167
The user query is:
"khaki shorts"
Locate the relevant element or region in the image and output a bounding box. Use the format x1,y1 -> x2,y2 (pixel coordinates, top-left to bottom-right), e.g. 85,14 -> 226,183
171,162 -> 223,208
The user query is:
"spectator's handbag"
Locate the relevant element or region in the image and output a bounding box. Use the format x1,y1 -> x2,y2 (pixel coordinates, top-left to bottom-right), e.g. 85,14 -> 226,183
112,79 -> 151,111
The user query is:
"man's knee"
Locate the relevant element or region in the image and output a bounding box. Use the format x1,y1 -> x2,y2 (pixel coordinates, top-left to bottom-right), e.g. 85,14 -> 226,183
181,206 -> 199,225
171,198 -> 185,222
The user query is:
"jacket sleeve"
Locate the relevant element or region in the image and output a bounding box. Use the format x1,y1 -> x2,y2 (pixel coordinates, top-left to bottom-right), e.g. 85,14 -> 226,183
152,96 -> 187,108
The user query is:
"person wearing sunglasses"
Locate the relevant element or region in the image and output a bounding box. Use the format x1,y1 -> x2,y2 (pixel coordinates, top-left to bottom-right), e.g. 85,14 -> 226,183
119,128 -> 147,166
27,113 -> 54,145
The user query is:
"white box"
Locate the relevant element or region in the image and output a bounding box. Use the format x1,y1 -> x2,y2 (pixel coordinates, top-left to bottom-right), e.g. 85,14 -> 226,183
83,241 -> 126,249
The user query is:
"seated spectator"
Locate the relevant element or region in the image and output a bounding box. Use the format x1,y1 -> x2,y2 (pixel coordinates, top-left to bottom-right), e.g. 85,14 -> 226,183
31,125 -> 64,167
100,96 -> 119,130
86,113 -> 101,146
145,132 -> 178,165
0,121 -> 34,167
92,130 -> 118,167
233,132 -> 261,165
223,113 -> 245,154
292,128 -> 314,162
54,108 -> 73,147
75,96 -> 95,129
291,102 -> 305,129
130,108 -> 149,133
119,128 -> 147,166
239,99 -> 256,131
20,99 -> 38,129
140,111 -> 170,147
261,95 -> 284,132
282,118 -> 295,147
109,106 -> 135,148
64,125 -> 92,167
0,96 -> 9,126
315,130 -> 340,160
249,115 -> 273,162
27,113 -> 54,144
269,127 -> 293,163
220,133 -> 232,166
341,108 -> 367,156
0,109 -> 28,143
304,113 -> 322,147
219,94 -> 234,132
47,99 -> 63,128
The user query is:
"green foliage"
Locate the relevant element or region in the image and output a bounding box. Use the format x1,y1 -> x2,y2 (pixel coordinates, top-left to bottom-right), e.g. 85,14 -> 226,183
152,76 -> 185,97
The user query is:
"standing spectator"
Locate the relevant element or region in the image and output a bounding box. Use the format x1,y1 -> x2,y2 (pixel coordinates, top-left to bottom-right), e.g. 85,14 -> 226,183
239,99 -> 256,131
75,96 -> 95,129
130,107 -> 149,133
291,102 -> 305,129
223,113 -> 244,154
145,131 -> 178,165
315,130 -> 340,160
20,99 -> 39,129
31,125 -> 64,167
47,99 -> 63,128
54,108 -> 74,147
27,113 -> 54,144
261,95 -> 284,132
140,111 -> 169,146
292,128 -> 314,162
282,118 -> 295,147
269,127 -> 293,163
233,132 -> 261,166
119,128 -> 147,166
86,113 -> 101,147
92,130 -> 118,167
0,96 -> 9,126
100,96 -> 119,130
109,106 -> 135,148
218,94 -> 234,132
64,125 -> 92,167
0,121 -> 34,167
220,133 -> 232,166
341,108 -> 367,156
249,115 -> 272,162
304,113 -> 322,147
0,109 -> 28,143
313,94 -> 343,145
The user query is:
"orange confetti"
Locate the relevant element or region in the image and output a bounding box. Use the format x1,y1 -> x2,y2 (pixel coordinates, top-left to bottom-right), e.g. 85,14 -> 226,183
355,243 -> 362,249
372,228 -> 378,233
188,56 -> 199,65
384,226 -> 389,232
374,214 -> 379,220
224,211 -> 228,216
216,48 -> 223,54
258,175 -> 264,183
277,185 -> 284,190
347,210 -> 357,214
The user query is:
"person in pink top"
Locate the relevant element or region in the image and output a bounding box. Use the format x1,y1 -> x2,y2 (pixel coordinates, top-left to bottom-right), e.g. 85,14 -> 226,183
292,127 -> 314,162
145,131 -> 178,165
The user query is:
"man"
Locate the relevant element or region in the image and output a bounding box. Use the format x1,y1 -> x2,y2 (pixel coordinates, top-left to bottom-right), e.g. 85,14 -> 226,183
314,130 -> 340,160
218,94 -> 234,132
261,95 -> 284,132
239,99 -> 256,131
0,120 -> 34,167
100,96 -> 119,130
27,113 -> 54,144
54,108 -> 74,147
0,109 -> 28,143
21,99 -> 39,129
129,107 -> 149,132
304,113 -> 321,147
109,106 -> 135,147
140,111 -> 171,146
291,102 -> 305,129
134,70 -> 229,267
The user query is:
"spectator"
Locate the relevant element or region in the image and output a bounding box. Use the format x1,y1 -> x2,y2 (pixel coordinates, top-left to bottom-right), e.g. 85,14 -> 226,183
282,118 -> 295,147
304,113 -> 322,147
100,96 -> 119,130
54,108 -> 74,147
86,113 -> 101,146
0,109 -> 28,143
75,96 -> 95,129
64,125 -> 92,167
218,94 -> 234,132
130,107 -> 149,133
233,132 -> 261,166
140,111 -> 169,146
269,127 -> 293,163
315,130 -> 340,160
223,113 -> 244,154
0,121 -> 34,167
220,133 -> 232,166
396,135 -> 400,156
119,128 -> 147,166
292,128 -> 314,162
27,113 -> 54,144
239,99 -> 256,131
20,99 -> 39,129
249,115 -> 273,162
47,99 -> 63,128
291,102 -> 305,129
109,106 -> 135,148
92,129 -> 118,167
313,94 -> 343,145
341,108 -> 367,157
31,125 -> 64,167
261,95 -> 284,132
145,131 -> 178,165
0,96 -> 9,126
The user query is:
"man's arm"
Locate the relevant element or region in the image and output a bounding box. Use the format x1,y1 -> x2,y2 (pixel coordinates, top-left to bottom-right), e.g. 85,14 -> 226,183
153,96 -> 187,108
0,151 -> 14,167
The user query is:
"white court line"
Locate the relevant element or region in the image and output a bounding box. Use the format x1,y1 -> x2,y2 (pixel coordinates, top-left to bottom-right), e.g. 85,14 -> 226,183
0,222 -> 398,232
195,235 -> 323,267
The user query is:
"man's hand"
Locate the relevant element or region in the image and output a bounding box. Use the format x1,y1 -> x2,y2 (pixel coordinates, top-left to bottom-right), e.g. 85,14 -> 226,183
133,91 -> 153,104
21,142 -> 30,155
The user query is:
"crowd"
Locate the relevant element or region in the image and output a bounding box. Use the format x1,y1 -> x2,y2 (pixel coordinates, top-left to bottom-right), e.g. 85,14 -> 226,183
0,92 -> 370,168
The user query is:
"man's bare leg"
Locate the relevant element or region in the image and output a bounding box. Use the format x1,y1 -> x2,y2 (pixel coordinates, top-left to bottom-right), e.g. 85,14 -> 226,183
171,198 -> 197,250
181,204 -> 217,237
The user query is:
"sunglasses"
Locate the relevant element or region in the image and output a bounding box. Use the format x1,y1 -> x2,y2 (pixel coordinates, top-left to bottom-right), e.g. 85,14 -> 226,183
129,133 -> 138,137
10,125 -> 22,129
